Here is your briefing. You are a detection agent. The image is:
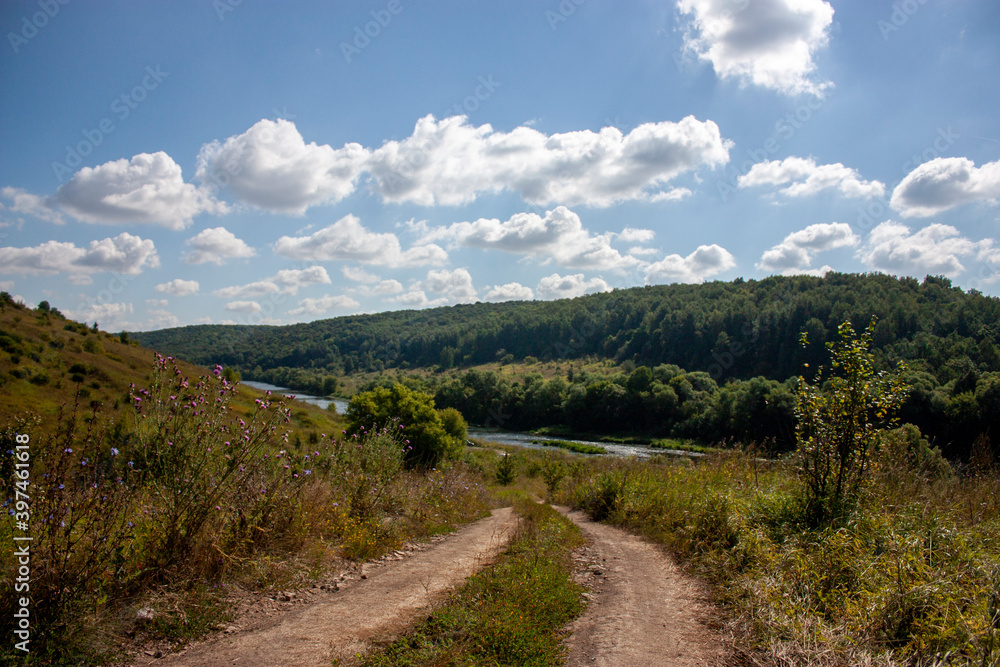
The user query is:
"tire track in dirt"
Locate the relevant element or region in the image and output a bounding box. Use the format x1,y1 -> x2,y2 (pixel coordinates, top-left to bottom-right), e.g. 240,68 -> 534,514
134,507 -> 518,667
558,508 -> 727,667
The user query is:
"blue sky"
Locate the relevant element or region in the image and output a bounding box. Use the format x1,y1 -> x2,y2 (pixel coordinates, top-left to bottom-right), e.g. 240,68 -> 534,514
2,0 -> 999,331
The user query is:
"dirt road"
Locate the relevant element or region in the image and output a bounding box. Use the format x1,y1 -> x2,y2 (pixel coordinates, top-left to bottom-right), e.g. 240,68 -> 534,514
135,507 -> 518,667
558,508 -> 726,667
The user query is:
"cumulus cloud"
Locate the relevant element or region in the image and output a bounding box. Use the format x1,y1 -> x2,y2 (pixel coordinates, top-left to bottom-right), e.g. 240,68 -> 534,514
65,302 -> 133,329
619,227 -> 656,243
890,157 -> 1000,218
426,268 -> 478,302
856,222 -> 984,278
757,222 -> 859,273
427,206 -> 641,271
52,152 -> 225,229
484,282 -> 534,302
182,227 -> 255,265
0,187 -> 65,224
213,266 -> 332,299
224,300 -> 261,314
359,279 -> 404,296
678,0 -> 834,97
739,157 -> 885,198
0,233 -> 159,276
535,273 -> 612,300
645,243 -> 735,284
274,214 -> 448,267
342,266 -> 381,283
647,187 -> 693,202
366,114 -> 730,207
389,269 -> 479,308
289,294 -> 360,317
196,118 -> 369,214
155,278 -> 200,297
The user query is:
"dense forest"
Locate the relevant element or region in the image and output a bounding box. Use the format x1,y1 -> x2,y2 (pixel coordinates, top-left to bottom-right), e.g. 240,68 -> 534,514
134,273 -> 1000,457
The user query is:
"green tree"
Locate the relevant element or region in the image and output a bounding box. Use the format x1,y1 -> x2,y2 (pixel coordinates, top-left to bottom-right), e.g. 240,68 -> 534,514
346,384 -> 458,469
795,320 -> 908,524
438,406 -> 468,444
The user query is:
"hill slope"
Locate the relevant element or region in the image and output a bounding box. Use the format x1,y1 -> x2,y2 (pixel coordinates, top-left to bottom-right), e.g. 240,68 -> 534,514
134,273 -> 1000,386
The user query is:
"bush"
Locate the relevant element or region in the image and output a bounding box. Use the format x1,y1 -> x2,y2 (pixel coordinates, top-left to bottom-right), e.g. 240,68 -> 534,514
795,320 -> 908,525
347,384 -> 459,469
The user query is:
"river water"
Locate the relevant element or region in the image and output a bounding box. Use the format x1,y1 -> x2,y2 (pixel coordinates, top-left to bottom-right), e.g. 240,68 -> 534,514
241,380 -> 350,414
240,381 -> 697,460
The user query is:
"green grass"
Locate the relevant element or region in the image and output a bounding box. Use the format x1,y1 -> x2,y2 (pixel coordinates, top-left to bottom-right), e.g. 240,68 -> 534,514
0,302 -> 496,664
562,449 -> 1000,666
532,438 -> 607,455
359,499 -> 585,667
647,438 -> 720,454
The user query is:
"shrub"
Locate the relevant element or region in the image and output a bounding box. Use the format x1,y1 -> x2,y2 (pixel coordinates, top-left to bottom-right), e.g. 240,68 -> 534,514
347,384 -> 457,469
795,320 -> 908,525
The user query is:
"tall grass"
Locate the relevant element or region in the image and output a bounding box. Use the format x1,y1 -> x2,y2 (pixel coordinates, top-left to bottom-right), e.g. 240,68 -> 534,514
0,355 -> 491,663
564,440 -> 1000,666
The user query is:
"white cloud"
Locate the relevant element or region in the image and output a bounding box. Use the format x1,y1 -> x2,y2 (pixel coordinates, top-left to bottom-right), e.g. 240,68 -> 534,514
757,222 -> 859,272
0,187 -> 65,224
274,214 -> 448,267
426,268 -> 478,302
739,157 -> 885,198
535,273 -> 612,300
342,266 -> 381,283
155,278 -> 200,297
65,302 -> 133,330
856,222 -> 982,278
225,300 -> 262,314
136,309 -> 181,331
427,206 -> 641,271
391,290 -> 444,309
484,282 -> 534,302
289,294 -> 360,317
366,114 -> 730,207
53,152 -> 225,229
0,233 -> 159,276
146,299 -> 169,307
619,227 -> 656,243
628,246 -> 660,257
213,266 -> 331,299
360,279 -> 404,296
890,157 -> 1000,218
645,243 -> 735,284
678,0 -> 834,97
647,187 -> 692,202
182,227 -> 255,265
196,118 -> 369,214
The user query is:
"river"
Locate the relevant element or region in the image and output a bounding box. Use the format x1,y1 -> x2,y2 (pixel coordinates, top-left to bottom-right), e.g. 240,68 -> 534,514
240,381 -> 698,460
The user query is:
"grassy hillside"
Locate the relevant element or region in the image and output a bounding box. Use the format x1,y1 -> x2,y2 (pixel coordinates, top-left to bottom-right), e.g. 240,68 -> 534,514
0,298 -> 343,438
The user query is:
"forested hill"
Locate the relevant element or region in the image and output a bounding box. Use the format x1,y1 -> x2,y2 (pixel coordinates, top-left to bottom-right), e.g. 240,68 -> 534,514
135,272 -> 1000,386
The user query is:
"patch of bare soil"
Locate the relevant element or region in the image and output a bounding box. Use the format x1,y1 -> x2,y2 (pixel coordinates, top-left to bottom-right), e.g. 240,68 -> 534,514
127,507 -> 518,667
558,508 -> 729,667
